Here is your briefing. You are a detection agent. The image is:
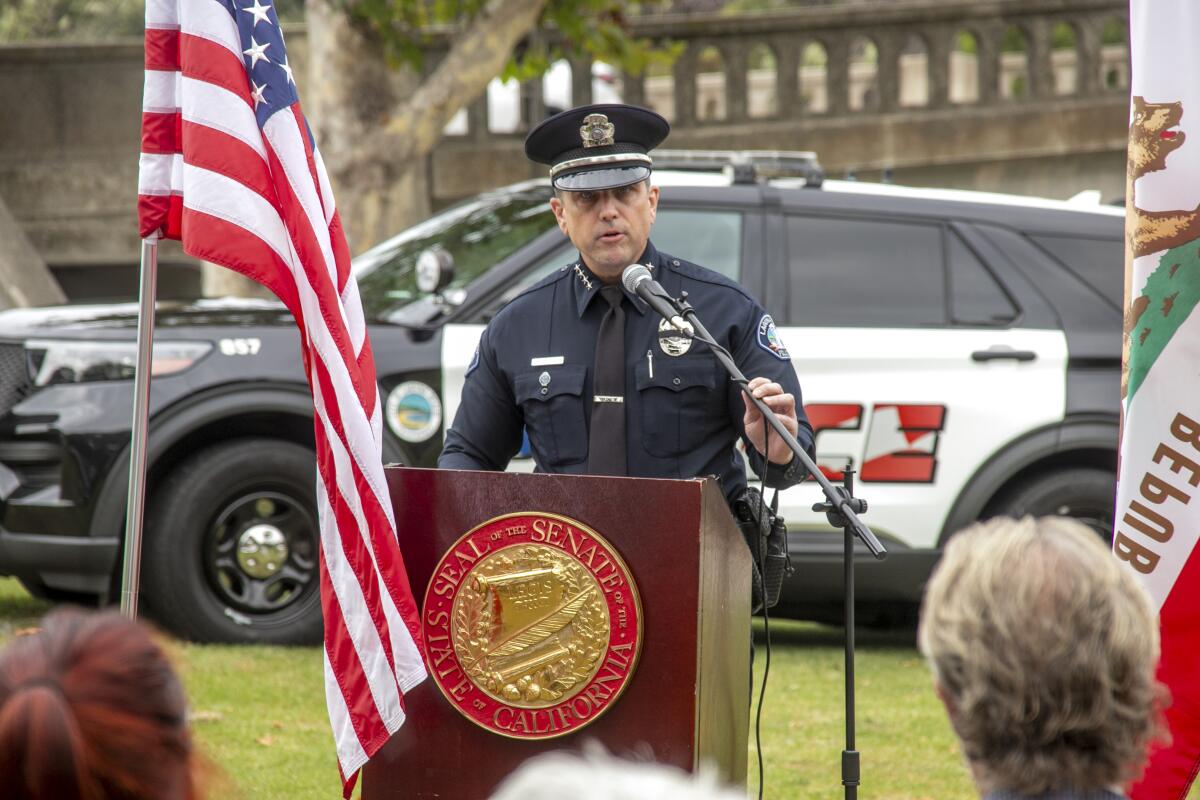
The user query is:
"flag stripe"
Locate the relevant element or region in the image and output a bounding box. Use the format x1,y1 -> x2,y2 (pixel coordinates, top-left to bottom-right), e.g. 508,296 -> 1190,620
145,29 -> 181,70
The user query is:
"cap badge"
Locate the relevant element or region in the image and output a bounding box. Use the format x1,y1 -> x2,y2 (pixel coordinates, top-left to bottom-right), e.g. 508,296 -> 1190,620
580,113 -> 615,149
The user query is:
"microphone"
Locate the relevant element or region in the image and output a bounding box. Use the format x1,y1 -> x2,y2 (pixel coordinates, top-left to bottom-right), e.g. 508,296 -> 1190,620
621,264 -> 695,336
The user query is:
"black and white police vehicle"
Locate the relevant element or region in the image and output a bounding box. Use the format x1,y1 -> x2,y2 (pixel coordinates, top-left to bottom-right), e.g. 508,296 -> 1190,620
0,152 -> 1123,642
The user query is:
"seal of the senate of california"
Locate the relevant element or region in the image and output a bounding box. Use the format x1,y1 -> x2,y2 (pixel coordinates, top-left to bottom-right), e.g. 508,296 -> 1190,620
422,512 -> 643,739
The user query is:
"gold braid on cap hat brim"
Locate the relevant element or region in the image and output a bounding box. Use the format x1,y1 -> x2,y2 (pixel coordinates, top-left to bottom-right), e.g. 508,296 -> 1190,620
549,152 -> 653,180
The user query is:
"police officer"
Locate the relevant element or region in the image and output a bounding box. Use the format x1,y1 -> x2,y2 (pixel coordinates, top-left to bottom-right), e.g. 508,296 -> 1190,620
439,103 -> 813,505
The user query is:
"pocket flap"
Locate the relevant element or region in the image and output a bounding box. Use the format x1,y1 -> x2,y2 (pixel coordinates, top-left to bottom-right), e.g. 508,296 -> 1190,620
515,364 -> 587,402
635,358 -> 716,393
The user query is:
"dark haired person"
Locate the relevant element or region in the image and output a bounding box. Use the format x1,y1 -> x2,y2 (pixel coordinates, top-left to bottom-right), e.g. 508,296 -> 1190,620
919,516 -> 1166,799
440,103 -> 813,507
0,609 -> 201,800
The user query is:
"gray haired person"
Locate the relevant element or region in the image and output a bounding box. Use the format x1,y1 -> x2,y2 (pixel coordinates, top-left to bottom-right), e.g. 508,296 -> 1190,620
919,516 -> 1166,800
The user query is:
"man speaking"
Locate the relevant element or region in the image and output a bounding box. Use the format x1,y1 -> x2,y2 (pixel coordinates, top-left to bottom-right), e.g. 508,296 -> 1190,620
439,103 -> 813,506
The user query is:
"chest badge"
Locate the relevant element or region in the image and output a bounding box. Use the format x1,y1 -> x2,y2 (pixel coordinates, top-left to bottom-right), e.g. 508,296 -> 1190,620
539,371 -> 552,387
657,317 -> 693,357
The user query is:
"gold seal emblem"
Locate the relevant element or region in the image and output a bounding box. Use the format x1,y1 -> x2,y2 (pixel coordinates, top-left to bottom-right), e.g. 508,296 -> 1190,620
423,512 -> 642,739
580,113 -> 616,148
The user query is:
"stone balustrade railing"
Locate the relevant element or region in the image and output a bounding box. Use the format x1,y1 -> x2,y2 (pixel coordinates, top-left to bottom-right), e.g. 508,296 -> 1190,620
445,0 -> 1128,140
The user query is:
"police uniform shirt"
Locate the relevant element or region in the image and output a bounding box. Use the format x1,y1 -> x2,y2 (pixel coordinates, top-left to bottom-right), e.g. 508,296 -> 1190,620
439,241 -> 814,503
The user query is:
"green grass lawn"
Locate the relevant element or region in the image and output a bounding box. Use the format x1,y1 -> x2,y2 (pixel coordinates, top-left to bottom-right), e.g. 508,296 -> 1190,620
16,576 -> 1175,799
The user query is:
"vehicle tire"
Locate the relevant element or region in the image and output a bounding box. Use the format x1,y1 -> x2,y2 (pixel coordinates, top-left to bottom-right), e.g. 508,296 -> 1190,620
988,467 -> 1116,543
142,439 -> 323,644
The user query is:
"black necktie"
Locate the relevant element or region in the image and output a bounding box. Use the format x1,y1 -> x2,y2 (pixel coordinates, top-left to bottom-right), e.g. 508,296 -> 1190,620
587,285 -> 627,476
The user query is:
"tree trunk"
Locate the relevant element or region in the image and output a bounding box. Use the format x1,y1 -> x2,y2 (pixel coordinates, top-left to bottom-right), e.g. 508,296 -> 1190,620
305,0 -> 430,253
304,0 -> 551,253
0,193 -> 66,308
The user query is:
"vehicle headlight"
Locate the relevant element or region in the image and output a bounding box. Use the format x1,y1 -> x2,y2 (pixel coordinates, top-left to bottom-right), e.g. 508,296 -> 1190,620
24,339 -> 213,387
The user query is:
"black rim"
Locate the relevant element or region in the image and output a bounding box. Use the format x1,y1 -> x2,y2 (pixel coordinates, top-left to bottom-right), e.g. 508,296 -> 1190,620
204,489 -> 318,616
1031,498 -> 1115,542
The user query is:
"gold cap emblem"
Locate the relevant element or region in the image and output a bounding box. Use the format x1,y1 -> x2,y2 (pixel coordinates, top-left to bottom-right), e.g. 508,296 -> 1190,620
580,113 -> 615,149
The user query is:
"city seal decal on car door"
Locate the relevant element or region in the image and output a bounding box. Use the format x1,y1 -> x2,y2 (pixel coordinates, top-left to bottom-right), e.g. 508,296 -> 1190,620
756,314 -> 790,360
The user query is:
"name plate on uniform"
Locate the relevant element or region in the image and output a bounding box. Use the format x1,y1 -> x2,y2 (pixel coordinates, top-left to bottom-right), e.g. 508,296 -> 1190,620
421,512 -> 643,739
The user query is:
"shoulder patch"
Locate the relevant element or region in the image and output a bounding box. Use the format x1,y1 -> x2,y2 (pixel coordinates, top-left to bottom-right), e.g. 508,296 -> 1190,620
756,314 -> 790,360
465,346 -> 481,377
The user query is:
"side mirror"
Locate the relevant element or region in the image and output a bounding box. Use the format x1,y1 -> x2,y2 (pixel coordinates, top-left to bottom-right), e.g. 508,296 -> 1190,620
416,246 -> 456,294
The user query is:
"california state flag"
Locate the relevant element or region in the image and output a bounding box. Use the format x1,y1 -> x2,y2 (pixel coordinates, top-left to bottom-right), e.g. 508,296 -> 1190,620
1118,2 -> 1200,797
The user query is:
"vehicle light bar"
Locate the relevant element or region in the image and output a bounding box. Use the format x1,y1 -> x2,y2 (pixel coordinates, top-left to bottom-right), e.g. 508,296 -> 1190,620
654,149 -> 824,187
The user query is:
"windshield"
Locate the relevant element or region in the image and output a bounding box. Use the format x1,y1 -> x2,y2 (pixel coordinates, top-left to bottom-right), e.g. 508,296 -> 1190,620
353,184 -> 557,319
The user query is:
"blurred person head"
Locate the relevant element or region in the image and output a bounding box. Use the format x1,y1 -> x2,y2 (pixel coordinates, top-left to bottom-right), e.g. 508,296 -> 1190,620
918,516 -> 1165,797
0,609 -> 199,800
488,743 -> 744,800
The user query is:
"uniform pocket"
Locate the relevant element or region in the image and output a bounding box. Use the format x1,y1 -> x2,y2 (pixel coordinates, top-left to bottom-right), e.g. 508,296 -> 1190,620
514,364 -> 588,468
635,357 -> 720,458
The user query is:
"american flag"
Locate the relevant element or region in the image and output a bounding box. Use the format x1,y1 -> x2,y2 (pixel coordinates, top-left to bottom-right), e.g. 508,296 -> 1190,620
137,1 -> 426,794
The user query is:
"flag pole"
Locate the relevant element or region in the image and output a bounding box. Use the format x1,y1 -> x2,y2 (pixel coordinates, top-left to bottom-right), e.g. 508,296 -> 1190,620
120,230 -> 160,619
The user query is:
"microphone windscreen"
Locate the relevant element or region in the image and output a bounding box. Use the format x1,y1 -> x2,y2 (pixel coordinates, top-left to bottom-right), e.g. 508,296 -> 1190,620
621,264 -> 652,294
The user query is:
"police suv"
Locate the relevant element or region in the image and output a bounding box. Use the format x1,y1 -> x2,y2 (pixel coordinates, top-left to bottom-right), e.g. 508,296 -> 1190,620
0,153 -> 1123,642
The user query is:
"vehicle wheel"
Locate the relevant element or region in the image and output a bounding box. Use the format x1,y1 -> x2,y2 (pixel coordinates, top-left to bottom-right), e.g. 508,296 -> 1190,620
142,439 -> 323,644
988,467 -> 1116,543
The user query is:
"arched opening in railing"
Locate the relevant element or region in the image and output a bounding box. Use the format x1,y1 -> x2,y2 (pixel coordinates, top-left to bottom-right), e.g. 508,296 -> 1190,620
799,41 -> 828,113
899,33 -> 930,108
748,43 -> 778,119
1102,17 -> 1129,91
543,59 -> 575,115
950,29 -> 980,104
645,50 -> 676,122
1000,24 -> 1030,99
487,77 -> 522,133
695,45 -> 727,121
1051,21 -> 1079,96
848,35 -> 879,111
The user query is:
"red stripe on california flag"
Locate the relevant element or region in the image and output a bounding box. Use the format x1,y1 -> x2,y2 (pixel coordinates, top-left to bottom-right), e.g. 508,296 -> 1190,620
141,111 -> 182,155
1132,540 -> 1200,799
144,28 -> 180,71
311,407 -> 400,678
179,33 -> 255,107
178,208 -> 301,312
307,345 -> 422,637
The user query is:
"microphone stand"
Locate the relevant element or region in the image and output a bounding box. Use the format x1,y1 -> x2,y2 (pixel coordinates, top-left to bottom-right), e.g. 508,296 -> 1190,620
671,290 -> 886,800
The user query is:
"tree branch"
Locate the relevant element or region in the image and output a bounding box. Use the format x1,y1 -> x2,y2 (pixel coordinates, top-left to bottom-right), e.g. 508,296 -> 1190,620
351,0 -> 552,170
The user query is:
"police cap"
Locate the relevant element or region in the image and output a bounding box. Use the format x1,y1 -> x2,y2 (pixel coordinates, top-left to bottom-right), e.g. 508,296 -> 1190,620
524,103 -> 670,192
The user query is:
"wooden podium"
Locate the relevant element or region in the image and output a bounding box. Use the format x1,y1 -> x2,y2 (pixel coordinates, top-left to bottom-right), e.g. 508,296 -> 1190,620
363,467 -> 751,799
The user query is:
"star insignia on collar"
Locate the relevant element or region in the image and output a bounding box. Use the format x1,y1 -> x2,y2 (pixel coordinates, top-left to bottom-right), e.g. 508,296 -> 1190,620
573,263 -> 594,291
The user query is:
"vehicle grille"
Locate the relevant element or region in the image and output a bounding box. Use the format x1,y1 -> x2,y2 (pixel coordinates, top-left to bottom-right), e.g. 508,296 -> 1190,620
0,343 -> 32,416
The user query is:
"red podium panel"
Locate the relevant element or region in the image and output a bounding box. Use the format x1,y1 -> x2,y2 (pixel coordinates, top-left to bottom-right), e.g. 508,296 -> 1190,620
363,467 -> 750,799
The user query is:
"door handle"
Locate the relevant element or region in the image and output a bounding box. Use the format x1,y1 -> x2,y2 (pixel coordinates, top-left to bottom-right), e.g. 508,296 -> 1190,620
971,347 -> 1037,363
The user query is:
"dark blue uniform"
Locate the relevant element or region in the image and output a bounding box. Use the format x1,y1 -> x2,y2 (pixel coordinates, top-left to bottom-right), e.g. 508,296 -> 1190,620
439,241 -> 814,503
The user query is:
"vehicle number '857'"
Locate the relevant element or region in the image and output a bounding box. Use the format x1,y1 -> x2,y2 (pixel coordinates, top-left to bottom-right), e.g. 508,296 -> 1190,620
218,338 -> 262,356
